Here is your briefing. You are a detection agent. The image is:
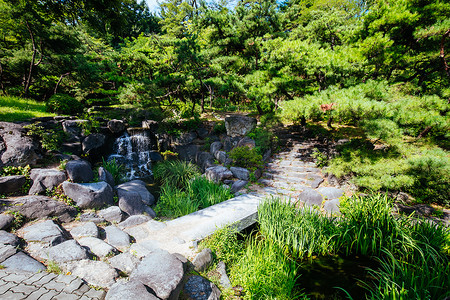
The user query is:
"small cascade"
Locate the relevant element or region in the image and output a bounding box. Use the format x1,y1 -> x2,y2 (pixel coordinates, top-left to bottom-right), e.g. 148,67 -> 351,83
108,128 -> 156,180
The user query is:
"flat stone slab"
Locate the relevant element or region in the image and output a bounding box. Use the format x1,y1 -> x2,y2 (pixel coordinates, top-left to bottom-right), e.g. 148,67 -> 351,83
118,215 -> 152,229
78,237 -> 117,258
106,281 -> 159,300
0,230 -> 20,247
107,252 -> 140,275
318,187 -> 344,200
45,240 -> 89,263
70,222 -> 99,239
2,252 -> 46,272
104,226 -> 131,252
298,188 -> 323,207
21,220 -> 65,246
63,259 -> 118,289
0,244 -> 17,263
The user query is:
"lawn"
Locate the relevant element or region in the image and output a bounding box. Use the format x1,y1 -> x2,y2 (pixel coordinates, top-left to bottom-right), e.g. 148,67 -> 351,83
0,95 -> 56,122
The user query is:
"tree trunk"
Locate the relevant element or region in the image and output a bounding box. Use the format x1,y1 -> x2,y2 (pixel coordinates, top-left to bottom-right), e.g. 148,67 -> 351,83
54,72 -> 71,95
0,62 -> 6,95
417,126 -> 432,139
24,21 -> 43,97
327,115 -> 333,129
440,29 -> 450,77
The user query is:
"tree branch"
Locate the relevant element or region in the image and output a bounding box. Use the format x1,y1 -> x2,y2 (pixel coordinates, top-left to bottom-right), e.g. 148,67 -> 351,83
440,29 -> 450,77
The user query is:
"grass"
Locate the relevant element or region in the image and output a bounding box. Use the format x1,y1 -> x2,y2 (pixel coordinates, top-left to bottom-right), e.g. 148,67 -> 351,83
0,95 -> 56,121
153,160 -> 200,189
205,195 -> 450,299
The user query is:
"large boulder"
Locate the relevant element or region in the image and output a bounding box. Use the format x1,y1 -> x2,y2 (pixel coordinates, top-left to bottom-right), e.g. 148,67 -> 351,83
209,141 -> 223,156
230,167 -> 250,181
62,120 -> 87,142
196,152 -> 215,172
118,191 -> 156,218
224,116 -> 257,137
98,167 -> 115,187
130,249 -> 185,300
117,180 -> 155,206
192,248 -> 213,272
82,133 -> 106,154
65,160 -> 93,183
62,181 -> 114,209
0,122 -> 41,167
108,119 -> 125,134
205,166 -> 233,183
98,206 -> 123,223
11,195 -> 78,222
0,175 -> 26,194
118,215 -> 152,229
29,168 -> 66,195
215,151 -> 231,166
174,144 -> 200,162
173,131 -> 198,146
237,136 -> 256,149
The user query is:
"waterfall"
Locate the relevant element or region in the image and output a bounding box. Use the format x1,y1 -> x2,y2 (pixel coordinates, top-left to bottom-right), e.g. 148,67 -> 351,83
108,128 -> 155,180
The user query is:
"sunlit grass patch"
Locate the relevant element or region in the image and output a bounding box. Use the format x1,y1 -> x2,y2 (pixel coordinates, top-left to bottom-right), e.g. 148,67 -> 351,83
0,95 -> 55,122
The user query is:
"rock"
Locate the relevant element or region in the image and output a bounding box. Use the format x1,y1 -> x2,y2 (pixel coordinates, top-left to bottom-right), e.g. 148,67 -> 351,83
0,244 -> 17,263
196,152 -> 215,172
0,214 -> 14,230
0,122 -> 41,167
237,136 -> 256,149
142,120 -> 158,131
230,167 -> 250,181
70,222 -> 99,239
79,212 -> 105,223
12,195 -> 78,223
0,175 -> 26,194
129,241 -> 160,259
196,127 -> 210,139
118,191 -> 156,218
231,180 -> 248,193
117,180 -> 155,206
65,160 -> 93,183
224,115 -> 257,137
118,215 -> 152,229
317,187 -> 344,200
63,181 -> 114,209
210,142 -> 223,156
108,120 -> 125,134
174,131 -> 198,145
105,226 -> 131,252
130,249 -> 185,300
205,166 -> 233,183
149,151 -> 163,162
82,133 -> 106,154
60,142 -> 82,156
98,206 -> 123,223
107,252 -> 140,275
217,261 -> 232,289
64,259 -> 118,289
29,168 -> 66,195
323,199 -> 341,214
22,220 -> 65,246
0,230 -> 20,246
77,237 -> 117,258
106,281 -> 159,300
310,177 -> 324,189
223,136 -> 241,152
175,144 -> 200,162
183,275 -> 221,300
2,252 -> 46,272
62,120 -> 87,141
215,151 -> 231,165
45,240 -> 89,263
262,149 -> 271,162
98,167 -> 115,187
192,248 -> 213,272
298,188 -> 324,207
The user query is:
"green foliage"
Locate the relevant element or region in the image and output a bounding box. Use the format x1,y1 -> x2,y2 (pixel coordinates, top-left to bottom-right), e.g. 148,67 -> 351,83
102,157 -> 125,185
0,165 -> 31,178
5,211 -> 25,231
0,96 -> 55,122
46,260 -> 62,274
23,123 -> 65,152
311,148 -> 328,168
155,175 -> 233,218
213,121 -> 226,134
46,94 -> 83,115
229,146 -> 263,171
230,238 -> 302,300
201,225 -> 245,266
153,160 -> 200,189
247,127 -> 278,155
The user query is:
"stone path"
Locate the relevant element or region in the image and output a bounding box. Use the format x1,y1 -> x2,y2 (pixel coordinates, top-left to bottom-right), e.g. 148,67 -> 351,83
0,270 -> 105,299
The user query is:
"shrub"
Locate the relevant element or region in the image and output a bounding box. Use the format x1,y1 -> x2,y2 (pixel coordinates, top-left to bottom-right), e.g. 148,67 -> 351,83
153,160 -> 200,189
247,127 -> 278,155
154,183 -> 198,218
46,94 -> 83,115
189,176 -> 234,208
102,157 -> 125,185
229,146 -> 263,171
24,123 -> 65,152
201,224 -> 244,266
0,165 -> 31,177
213,121 -> 226,134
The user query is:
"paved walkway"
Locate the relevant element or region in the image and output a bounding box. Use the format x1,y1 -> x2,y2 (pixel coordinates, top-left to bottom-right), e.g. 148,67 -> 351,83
0,270 -> 105,299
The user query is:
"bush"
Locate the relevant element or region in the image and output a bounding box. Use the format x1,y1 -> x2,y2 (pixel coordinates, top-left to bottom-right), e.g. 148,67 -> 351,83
153,160 -> 200,189
154,183 -> 198,218
201,225 -> 244,266
189,176 -> 234,208
24,123 -> 66,151
0,165 -> 31,177
102,157 -> 125,185
247,127 -> 278,155
46,94 -> 83,115
229,146 -> 263,171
